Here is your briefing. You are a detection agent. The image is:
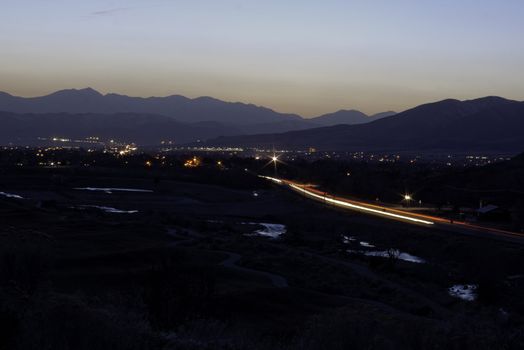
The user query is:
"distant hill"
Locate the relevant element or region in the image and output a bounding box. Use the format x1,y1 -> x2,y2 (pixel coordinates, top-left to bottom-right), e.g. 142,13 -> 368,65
370,111 -> 397,120
0,89 -> 394,136
310,110 -> 395,126
0,88 -> 303,126
437,151 -> 524,194
419,151 -> 524,214
203,97 -> 524,153
0,111 -> 243,145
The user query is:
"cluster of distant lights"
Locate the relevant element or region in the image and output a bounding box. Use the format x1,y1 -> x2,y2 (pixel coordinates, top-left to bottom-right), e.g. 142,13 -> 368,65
461,155 -> 511,167
251,149 -> 513,167
11,138 -> 515,166
248,149 -> 413,163
0,138 -> 139,167
1,138 -> 514,171
183,156 -> 202,168
160,146 -> 244,152
4,146 -> 227,169
115,144 -> 138,156
37,136 -> 103,145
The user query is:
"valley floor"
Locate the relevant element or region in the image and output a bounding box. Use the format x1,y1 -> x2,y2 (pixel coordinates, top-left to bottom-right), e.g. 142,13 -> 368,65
1,169 -> 524,349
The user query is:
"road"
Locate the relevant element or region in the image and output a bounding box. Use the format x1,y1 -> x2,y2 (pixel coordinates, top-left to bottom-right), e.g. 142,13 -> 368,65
259,176 -> 524,243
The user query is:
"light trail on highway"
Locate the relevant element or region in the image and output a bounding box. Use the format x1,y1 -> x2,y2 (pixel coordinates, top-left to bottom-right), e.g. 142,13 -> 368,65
288,184 -> 435,225
259,175 -> 524,241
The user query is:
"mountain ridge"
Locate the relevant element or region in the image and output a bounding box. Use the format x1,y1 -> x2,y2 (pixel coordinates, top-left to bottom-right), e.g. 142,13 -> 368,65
0,110 -> 243,145
311,109 -> 395,126
2,89 -> 521,151
0,88 -> 393,129
201,97 -> 524,153
0,88 -> 303,126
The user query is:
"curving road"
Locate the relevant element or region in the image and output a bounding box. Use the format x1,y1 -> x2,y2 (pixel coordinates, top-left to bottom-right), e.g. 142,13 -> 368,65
260,176 -> 524,243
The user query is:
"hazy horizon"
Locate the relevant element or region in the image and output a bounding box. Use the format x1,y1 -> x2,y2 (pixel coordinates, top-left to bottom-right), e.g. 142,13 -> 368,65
2,0 -> 524,116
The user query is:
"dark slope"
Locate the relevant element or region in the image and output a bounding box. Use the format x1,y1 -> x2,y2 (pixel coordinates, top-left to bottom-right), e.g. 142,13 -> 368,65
435,151 -> 524,193
311,109 -> 395,126
310,109 -> 369,126
204,97 -> 524,153
418,151 -> 524,211
370,111 -> 397,119
0,111 -> 242,145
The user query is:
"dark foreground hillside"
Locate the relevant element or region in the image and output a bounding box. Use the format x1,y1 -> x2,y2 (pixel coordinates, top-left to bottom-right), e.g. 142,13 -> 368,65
1,161 -> 524,349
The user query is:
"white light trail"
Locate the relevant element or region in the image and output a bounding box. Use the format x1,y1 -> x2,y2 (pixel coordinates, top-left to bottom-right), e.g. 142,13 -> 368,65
289,184 -> 434,225
258,175 -> 283,184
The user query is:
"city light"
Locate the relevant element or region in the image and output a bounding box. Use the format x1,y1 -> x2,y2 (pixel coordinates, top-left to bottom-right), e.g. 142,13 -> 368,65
184,156 -> 201,168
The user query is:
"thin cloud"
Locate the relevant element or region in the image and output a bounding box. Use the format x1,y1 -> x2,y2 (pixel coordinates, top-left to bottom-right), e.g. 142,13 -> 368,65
91,7 -> 130,16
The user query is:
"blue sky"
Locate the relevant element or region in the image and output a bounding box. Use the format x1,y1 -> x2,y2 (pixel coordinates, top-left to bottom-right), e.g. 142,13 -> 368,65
1,0 -> 523,116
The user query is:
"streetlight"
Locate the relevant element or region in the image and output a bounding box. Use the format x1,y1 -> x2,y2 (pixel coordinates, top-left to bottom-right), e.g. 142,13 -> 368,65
270,154 -> 280,175
403,194 -> 413,207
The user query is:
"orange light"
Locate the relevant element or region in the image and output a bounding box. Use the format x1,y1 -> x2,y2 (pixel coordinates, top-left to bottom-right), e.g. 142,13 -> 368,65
184,156 -> 201,168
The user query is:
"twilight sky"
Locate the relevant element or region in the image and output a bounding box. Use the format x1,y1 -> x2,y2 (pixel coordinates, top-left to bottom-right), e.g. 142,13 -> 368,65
1,0 -> 523,116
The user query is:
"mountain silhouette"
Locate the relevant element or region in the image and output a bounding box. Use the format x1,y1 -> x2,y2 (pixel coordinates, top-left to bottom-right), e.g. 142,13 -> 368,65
203,97 -> 524,153
0,111 -> 242,145
0,88 -> 302,126
0,89 -> 392,135
311,109 -> 395,126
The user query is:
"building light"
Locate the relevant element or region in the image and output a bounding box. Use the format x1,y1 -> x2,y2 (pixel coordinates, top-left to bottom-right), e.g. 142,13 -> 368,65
184,157 -> 201,168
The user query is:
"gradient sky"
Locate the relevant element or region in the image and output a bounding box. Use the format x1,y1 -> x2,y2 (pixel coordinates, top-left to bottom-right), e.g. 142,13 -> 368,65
1,0 -> 523,116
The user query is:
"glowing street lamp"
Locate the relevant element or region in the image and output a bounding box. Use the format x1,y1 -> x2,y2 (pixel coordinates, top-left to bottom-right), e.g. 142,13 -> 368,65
403,193 -> 413,207
269,154 -> 281,175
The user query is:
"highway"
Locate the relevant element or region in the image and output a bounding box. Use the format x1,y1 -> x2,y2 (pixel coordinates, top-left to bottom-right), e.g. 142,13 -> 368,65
259,175 -> 524,243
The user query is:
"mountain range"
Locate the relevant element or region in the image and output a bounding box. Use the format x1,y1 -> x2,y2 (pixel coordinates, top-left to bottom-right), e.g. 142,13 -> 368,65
1,89 -> 522,153
0,88 -> 392,138
311,110 -> 396,126
0,111 -> 243,145
204,96 -> 524,153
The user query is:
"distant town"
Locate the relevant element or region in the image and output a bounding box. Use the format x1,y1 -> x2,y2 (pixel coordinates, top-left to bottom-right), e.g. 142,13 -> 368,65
1,135 -> 513,170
